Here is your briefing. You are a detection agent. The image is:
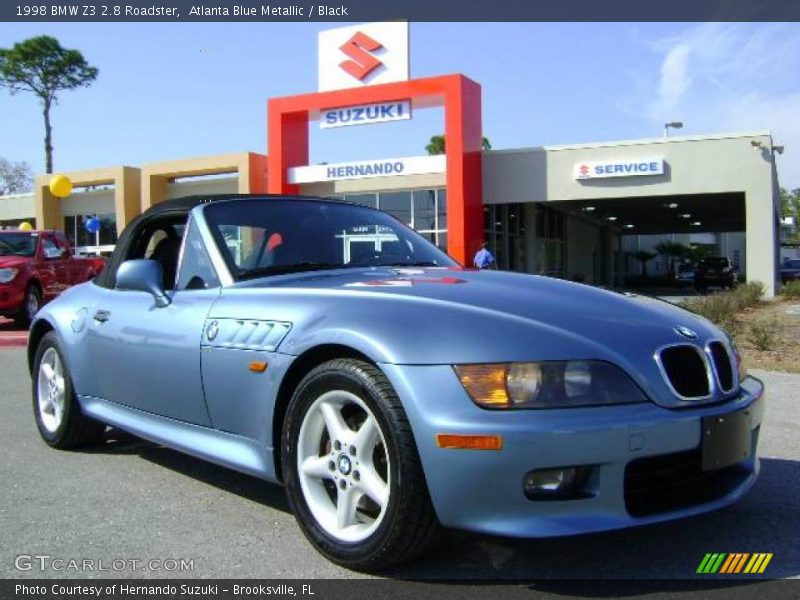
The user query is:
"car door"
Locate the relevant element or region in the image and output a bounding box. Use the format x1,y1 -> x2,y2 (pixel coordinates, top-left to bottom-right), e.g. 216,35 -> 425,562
53,233 -> 82,284
86,217 -> 219,426
39,235 -> 68,299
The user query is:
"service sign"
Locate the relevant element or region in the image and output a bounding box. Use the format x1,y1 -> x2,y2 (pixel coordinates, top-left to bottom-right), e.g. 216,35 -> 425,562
574,158 -> 665,180
289,155 -> 445,184
320,100 -> 412,129
318,22 -> 410,91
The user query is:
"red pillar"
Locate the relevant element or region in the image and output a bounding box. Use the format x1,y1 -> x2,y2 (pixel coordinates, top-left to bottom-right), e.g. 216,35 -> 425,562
444,75 -> 483,265
267,104 -> 309,194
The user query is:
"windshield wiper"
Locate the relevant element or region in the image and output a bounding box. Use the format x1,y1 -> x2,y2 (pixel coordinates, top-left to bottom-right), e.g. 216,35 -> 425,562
238,262 -> 346,280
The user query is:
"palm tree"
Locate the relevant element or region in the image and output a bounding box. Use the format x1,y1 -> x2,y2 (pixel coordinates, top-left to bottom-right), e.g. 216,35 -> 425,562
425,135 -> 492,155
628,250 -> 658,278
654,241 -> 690,277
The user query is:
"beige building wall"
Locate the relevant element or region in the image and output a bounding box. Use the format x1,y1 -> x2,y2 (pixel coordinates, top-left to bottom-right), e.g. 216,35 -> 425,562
34,166 -> 141,235
141,152 -> 268,212
0,193 -> 35,223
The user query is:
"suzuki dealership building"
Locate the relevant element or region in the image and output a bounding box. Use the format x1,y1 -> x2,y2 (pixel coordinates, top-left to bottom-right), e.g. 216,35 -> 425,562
0,22 -> 783,296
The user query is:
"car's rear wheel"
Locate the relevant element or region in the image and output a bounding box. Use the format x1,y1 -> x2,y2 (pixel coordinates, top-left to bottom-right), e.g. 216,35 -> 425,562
282,358 -> 440,571
16,284 -> 41,327
33,331 -> 105,449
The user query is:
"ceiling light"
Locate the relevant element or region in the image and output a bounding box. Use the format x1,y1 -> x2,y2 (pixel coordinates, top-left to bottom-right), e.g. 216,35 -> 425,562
692,221 -> 702,226
680,213 -> 691,218
606,216 -> 618,221
665,203 -> 679,209
582,206 -> 596,212
624,224 -> 635,229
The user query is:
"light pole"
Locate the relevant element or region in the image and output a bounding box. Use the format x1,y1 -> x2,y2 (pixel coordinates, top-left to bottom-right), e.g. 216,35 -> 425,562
664,121 -> 683,137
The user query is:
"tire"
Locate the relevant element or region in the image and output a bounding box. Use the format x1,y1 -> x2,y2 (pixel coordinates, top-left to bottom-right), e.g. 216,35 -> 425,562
282,358 -> 440,571
32,331 -> 105,449
15,284 -> 41,328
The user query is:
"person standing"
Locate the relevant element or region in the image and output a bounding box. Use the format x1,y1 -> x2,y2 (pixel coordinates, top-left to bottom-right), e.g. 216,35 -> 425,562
473,241 -> 495,270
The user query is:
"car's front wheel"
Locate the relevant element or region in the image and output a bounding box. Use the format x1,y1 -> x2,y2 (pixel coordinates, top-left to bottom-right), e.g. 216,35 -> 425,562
282,358 -> 440,571
33,331 -> 105,449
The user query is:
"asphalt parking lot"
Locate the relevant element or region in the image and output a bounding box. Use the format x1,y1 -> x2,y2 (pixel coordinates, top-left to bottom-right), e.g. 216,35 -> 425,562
1,346 -> 798,581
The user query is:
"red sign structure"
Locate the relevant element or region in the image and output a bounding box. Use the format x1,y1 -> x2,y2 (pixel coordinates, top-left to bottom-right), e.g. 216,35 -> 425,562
267,74 -> 484,265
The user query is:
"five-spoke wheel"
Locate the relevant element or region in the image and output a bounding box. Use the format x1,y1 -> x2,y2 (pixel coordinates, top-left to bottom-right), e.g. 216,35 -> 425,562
33,331 -> 105,448
283,358 -> 440,570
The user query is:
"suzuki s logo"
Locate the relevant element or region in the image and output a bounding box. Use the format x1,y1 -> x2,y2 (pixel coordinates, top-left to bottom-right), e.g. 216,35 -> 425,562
674,326 -> 698,340
579,164 -> 590,177
339,32 -> 384,81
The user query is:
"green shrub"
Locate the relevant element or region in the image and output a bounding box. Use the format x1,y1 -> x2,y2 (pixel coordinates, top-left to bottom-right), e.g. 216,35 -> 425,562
733,281 -> 765,309
747,317 -> 780,351
680,294 -> 739,335
782,280 -> 800,300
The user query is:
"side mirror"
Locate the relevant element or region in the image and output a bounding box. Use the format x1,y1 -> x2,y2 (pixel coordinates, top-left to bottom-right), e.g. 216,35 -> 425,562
115,259 -> 171,307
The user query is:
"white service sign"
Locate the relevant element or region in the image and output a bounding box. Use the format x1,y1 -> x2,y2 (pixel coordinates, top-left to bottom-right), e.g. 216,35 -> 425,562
574,158 -> 665,180
289,155 -> 445,184
320,100 -> 412,129
318,22 -> 409,92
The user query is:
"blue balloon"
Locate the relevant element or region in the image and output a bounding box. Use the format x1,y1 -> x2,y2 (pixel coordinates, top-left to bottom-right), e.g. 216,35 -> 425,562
84,217 -> 101,234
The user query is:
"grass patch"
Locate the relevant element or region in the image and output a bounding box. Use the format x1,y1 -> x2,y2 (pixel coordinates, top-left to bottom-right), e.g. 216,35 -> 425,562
747,317 -> 781,351
678,281 -> 800,373
782,280 -> 800,300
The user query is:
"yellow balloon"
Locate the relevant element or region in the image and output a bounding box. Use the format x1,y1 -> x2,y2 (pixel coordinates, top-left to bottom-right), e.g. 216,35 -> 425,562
49,174 -> 73,198
18,221 -> 33,231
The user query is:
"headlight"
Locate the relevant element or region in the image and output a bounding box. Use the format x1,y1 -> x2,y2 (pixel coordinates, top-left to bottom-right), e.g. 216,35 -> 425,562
0,268 -> 18,283
454,360 -> 648,409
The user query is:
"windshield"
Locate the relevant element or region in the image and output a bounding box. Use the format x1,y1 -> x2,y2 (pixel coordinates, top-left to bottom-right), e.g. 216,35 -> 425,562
0,233 -> 37,257
203,198 -> 457,280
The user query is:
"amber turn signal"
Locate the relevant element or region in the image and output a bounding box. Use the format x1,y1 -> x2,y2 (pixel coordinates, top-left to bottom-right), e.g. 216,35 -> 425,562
435,434 -> 503,450
453,364 -> 510,407
248,361 -> 268,373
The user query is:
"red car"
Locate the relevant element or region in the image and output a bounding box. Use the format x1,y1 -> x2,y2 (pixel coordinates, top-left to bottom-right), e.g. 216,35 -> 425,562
0,230 -> 105,326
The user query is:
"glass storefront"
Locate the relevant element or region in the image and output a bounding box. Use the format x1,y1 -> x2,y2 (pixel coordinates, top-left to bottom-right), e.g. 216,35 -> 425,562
63,213 -> 117,254
336,188 -> 448,252
484,203 -> 527,272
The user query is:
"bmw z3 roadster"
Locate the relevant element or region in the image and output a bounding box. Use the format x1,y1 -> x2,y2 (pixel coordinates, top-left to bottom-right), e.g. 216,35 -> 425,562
29,195 -> 764,570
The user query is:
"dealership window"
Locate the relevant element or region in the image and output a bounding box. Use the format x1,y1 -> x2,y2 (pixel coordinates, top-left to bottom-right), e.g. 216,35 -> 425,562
340,188 -> 448,253
64,213 -> 118,253
484,203 -> 527,272
530,205 -> 565,278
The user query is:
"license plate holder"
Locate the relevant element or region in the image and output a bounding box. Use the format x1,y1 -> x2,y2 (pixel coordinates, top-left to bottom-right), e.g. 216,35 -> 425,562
701,410 -> 751,471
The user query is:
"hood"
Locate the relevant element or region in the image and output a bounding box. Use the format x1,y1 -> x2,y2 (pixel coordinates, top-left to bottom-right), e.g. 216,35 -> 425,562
237,265 -> 720,357
223,266 -> 728,408
0,255 -> 33,269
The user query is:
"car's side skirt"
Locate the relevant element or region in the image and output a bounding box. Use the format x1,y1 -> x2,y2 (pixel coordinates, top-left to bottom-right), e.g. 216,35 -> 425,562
79,395 -> 279,483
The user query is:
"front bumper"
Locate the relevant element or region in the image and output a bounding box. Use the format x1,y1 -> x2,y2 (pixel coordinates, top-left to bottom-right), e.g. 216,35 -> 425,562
382,364 -> 764,538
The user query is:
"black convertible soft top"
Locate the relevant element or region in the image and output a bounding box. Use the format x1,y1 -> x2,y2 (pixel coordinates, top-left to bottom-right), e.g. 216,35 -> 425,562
96,193 -> 351,289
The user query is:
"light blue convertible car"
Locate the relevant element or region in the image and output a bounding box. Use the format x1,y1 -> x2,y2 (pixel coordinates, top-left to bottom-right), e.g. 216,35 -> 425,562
29,195 -> 764,570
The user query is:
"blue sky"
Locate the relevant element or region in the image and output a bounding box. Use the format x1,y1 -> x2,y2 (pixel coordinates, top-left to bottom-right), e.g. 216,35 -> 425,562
1,22 -> 799,188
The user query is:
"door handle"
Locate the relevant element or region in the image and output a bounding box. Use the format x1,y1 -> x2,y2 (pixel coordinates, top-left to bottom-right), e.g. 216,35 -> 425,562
93,310 -> 111,323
